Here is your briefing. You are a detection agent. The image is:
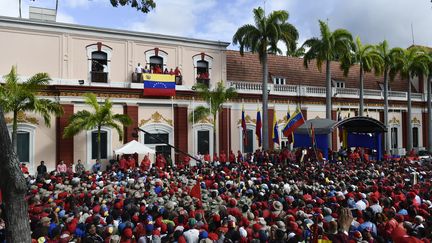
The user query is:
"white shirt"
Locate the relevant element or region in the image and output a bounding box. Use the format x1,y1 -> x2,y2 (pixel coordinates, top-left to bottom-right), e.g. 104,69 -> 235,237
183,229 -> 199,243
136,65 -> 143,73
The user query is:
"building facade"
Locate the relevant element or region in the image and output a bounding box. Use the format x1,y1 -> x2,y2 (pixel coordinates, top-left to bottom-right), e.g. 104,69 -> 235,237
0,17 -> 429,174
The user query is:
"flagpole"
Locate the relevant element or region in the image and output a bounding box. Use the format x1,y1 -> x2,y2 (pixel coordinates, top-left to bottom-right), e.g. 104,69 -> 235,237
192,97 -> 195,158
171,96 -> 175,163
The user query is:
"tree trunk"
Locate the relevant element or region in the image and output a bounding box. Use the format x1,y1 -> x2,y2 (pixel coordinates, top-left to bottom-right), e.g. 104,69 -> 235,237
97,126 -> 102,161
19,0 -> 22,18
407,78 -> 413,151
262,52 -> 269,151
12,110 -> 18,154
326,60 -> 332,150
383,68 -> 391,153
359,65 -> 364,117
0,107 -> 32,242
213,113 -> 217,156
428,74 -> 432,152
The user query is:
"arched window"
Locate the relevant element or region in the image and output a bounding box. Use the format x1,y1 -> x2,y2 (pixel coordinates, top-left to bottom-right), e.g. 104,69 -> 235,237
193,123 -> 214,156
140,123 -> 174,160
86,128 -> 112,164
193,53 -> 213,87
149,56 -> 163,72
239,124 -> 256,154
8,124 -> 36,174
144,48 -> 168,71
86,43 -> 112,83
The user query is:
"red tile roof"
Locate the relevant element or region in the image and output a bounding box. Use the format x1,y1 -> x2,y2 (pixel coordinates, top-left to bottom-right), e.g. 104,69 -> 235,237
226,50 -> 408,91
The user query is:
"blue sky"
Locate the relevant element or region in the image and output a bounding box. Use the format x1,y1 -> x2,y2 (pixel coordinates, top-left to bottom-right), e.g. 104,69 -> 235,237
1,0 -> 432,50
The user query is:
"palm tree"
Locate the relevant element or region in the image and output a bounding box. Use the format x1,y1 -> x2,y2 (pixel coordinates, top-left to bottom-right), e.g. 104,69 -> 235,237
426,50 -> 432,152
390,47 -> 430,152
376,41 -> 404,153
233,7 -> 298,151
63,93 -> 132,161
341,37 -> 383,116
287,41 -> 305,58
190,81 -> 237,155
0,66 -> 63,153
303,20 -> 353,149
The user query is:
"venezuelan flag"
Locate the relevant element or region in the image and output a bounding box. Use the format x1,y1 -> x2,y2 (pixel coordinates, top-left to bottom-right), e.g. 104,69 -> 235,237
282,109 -> 305,137
143,74 -> 176,97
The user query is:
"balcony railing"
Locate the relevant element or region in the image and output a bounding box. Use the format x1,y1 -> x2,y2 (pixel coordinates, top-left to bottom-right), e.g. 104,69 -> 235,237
228,80 -> 425,102
91,71 -> 108,83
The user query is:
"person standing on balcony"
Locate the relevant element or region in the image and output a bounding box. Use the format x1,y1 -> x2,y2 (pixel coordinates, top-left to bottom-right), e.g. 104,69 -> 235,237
135,63 -> 143,82
144,65 -> 151,73
174,66 -> 182,76
153,64 -> 162,74
169,68 -> 175,75
163,68 -> 169,74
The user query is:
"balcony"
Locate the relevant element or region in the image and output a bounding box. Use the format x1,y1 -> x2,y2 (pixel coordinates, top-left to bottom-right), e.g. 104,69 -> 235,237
91,71 -> 108,83
196,78 -> 210,88
228,81 -> 426,102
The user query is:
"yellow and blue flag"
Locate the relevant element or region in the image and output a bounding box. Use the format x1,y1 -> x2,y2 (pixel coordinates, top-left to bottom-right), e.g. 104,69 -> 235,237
143,73 -> 176,97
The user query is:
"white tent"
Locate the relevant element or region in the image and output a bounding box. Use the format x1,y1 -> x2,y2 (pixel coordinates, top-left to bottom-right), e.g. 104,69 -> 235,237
114,140 -> 156,154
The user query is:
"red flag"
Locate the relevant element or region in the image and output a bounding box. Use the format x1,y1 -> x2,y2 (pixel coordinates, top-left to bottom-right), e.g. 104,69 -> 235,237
190,181 -> 202,202
242,105 -> 247,146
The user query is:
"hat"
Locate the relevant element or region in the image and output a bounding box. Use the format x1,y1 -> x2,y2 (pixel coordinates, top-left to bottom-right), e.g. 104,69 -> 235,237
199,230 -> 209,239
41,217 -> 50,224
272,201 -> 283,212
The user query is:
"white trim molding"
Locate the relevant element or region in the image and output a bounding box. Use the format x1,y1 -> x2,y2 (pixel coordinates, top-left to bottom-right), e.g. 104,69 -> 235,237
139,123 -> 174,159
86,43 -> 113,83
238,123 -> 257,154
145,48 -> 168,68
86,127 -> 113,169
193,53 -> 214,79
193,123 -> 214,157
7,123 -> 37,175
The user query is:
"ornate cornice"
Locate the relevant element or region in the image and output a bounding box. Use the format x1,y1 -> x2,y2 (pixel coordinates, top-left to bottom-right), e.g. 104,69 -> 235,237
389,116 -> 400,126
197,117 -> 213,124
412,117 -> 421,126
139,111 -> 173,126
5,111 -> 39,125
237,114 -> 256,125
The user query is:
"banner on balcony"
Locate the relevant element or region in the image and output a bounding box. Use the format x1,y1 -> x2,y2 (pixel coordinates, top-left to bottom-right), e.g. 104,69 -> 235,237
143,74 -> 176,97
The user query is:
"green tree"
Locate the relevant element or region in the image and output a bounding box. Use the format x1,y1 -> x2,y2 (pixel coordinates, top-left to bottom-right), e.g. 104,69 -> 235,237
0,66 -> 63,153
190,81 -> 237,155
287,41 -> 305,58
233,7 -> 298,150
109,0 -> 156,13
0,107 -> 32,243
427,50 -> 432,152
341,36 -> 383,116
303,20 -> 353,149
376,41 -> 404,153
63,93 -> 132,161
390,47 -> 430,151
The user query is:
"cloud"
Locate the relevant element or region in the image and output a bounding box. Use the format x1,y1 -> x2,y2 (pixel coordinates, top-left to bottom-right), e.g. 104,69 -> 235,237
0,0 -> 21,17
56,11 -> 77,24
129,0 -> 217,37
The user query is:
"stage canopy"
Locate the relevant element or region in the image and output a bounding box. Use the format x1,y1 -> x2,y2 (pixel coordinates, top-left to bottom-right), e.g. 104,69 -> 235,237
293,117 -> 387,160
115,140 -> 156,155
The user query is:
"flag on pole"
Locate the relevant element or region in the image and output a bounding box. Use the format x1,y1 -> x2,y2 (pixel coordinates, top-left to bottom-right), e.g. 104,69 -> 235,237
256,109 -> 262,147
241,104 -> 247,146
282,108 -> 305,137
272,110 -> 279,144
286,107 -> 294,144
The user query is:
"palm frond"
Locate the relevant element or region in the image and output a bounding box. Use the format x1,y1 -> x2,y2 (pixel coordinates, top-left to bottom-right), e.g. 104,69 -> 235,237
113,113 -> 132,126
105,121 -> 124,141
190,105 -> 210,123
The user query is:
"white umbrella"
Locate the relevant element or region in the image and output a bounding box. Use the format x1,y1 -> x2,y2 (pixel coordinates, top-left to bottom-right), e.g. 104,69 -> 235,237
114,140 -> 155,154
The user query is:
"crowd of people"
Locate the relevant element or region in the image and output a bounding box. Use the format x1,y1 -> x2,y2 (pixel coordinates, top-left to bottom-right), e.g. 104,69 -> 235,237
135,63 -> 182,83
1,148 -> 432,242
